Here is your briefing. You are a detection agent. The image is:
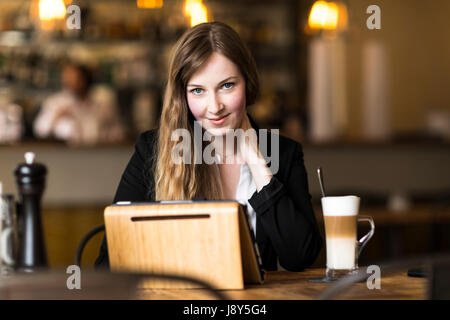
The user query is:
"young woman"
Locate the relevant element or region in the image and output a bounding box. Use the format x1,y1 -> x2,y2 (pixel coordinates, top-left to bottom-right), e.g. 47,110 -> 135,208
95,22 -> 322,272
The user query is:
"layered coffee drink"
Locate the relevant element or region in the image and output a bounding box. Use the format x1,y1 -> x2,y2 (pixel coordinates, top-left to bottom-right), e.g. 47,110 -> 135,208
324,214 -> 357,270
321,196 -> 360,271
320,195 -> 375,281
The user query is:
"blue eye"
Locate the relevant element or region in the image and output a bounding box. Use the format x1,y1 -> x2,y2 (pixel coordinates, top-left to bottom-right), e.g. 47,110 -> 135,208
191,88 -> 204,95
222,82 -> 234,90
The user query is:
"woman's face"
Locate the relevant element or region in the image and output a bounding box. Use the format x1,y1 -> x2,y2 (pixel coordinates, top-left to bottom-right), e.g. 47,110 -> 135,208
186,52 -> 246,136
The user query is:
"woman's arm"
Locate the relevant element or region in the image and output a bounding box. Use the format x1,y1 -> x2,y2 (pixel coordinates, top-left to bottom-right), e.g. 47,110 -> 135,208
248,141 -> 323,272
238,114 -> 321,271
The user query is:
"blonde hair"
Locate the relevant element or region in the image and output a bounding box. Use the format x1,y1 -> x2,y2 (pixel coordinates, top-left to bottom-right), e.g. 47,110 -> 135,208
154,22 -> 259,200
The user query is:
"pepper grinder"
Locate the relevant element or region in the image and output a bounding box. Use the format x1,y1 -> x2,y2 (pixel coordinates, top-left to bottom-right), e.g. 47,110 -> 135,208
14,152 -> 48,272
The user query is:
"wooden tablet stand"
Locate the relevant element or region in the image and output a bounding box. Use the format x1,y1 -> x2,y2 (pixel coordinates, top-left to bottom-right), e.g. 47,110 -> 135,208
104,200 -> 264,289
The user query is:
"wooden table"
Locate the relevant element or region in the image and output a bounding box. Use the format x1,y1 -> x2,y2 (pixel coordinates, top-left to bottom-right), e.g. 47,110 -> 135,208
0,268 -> 426,300
137,268 -> 427,300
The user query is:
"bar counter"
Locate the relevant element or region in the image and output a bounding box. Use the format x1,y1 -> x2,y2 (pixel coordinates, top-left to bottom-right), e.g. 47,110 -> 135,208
1,141 -> 449,206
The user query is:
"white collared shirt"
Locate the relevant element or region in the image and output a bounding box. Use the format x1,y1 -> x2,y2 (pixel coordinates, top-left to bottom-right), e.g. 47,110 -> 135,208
235,164 -> 284,270
235,164 -> 257,237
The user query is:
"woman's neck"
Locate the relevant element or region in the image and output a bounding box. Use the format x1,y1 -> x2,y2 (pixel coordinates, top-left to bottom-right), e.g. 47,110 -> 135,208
211,134 -> 240,165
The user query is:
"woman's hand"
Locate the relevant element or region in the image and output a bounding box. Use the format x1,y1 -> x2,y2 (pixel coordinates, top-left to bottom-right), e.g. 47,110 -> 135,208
237,113 -> 273,192
237,113 -> 259,164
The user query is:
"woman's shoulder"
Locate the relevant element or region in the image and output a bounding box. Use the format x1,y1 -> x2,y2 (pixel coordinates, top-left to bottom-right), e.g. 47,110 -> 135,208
258,130 -> 305,177
134,128 -> 159,159
279,134 -> 306,170
137,128 -> 158,145
265,130 -> 305,156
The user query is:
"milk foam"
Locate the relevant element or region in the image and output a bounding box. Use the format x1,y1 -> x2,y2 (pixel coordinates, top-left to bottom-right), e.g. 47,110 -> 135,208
326,237 -> 356,269
321,196 -> 360,216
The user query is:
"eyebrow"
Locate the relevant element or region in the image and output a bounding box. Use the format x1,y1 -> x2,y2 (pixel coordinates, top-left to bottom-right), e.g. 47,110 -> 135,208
186,76 -> 238,88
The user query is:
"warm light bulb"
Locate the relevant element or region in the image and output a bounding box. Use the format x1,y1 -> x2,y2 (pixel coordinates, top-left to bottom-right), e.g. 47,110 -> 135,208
137,0 -> 163,9
190,3 -> 208,26
184,0 -> 208,27
38,0 -> 66,21
308,1 -> 339,30
184,0 -> 201,15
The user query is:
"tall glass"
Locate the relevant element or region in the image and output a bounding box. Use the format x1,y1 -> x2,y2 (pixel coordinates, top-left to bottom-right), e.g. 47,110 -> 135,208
321,196 -> 375,280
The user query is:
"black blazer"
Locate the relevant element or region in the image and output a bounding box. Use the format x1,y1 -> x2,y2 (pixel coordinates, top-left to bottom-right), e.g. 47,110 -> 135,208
95,125 -> 322,272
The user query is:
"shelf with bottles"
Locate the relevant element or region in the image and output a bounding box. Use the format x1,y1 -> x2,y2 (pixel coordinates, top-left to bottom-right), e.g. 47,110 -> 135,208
0,0 -> 308,145
0,34 -> 171,95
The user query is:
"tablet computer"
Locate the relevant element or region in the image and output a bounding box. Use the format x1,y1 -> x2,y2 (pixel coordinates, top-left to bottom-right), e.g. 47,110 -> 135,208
104,200 -> 264,289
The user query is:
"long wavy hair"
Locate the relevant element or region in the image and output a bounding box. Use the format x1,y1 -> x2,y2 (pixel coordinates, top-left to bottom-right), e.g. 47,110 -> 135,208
154,22 -> 259,200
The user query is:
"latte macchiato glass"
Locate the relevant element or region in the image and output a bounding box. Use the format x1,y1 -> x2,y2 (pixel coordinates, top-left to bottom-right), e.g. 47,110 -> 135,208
321,196 -> 375,280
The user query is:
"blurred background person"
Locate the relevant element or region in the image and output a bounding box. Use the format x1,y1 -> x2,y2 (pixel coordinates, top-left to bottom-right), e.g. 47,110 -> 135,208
33,62 -> 125,145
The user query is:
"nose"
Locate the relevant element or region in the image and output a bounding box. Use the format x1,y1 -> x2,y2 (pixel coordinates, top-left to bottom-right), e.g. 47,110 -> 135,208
207,92 -> 224,115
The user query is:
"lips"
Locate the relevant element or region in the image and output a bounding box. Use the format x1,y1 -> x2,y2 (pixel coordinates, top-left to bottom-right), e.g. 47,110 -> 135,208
209,113 -> 230,125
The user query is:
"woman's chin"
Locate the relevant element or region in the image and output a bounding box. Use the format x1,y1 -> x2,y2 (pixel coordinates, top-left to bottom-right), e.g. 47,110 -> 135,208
205,127 -> 229,136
